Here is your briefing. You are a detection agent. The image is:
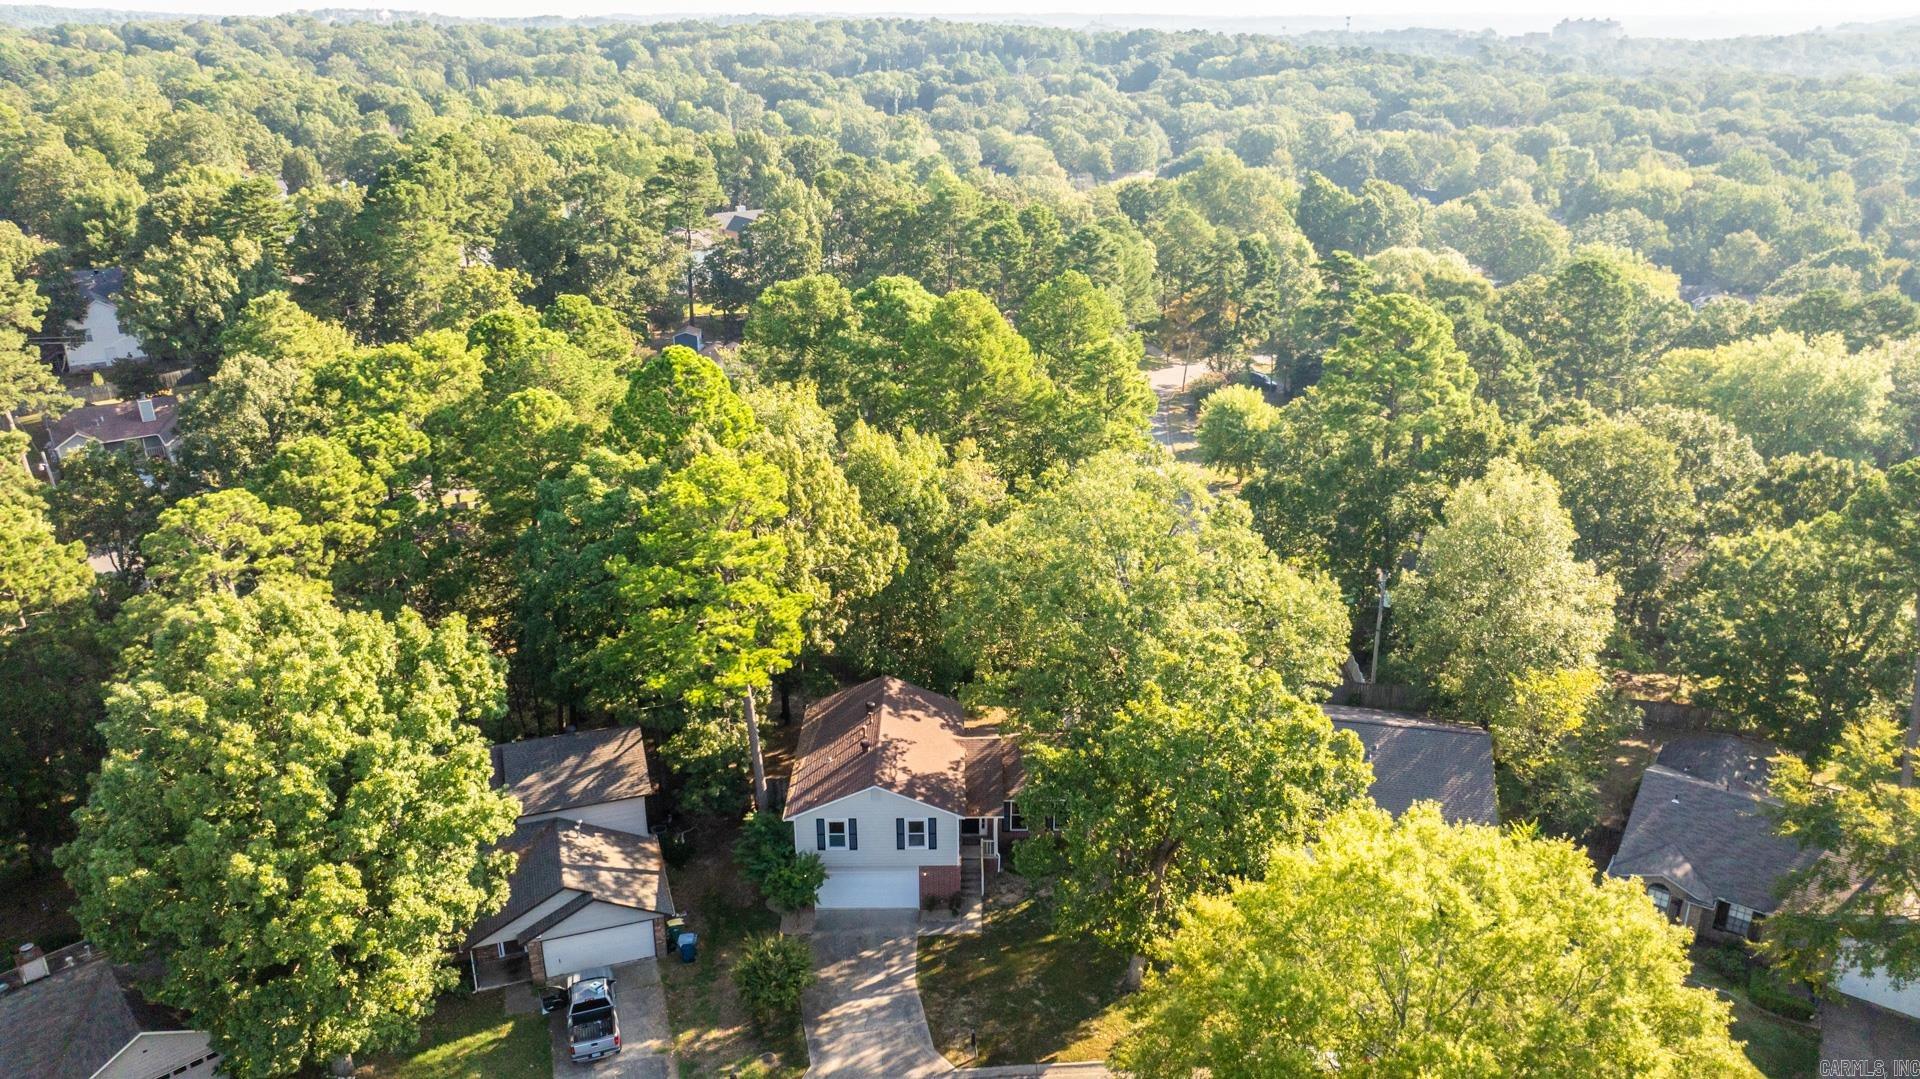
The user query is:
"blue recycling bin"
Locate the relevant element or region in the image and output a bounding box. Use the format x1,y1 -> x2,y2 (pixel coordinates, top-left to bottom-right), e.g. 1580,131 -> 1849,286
677,932 -> 698,963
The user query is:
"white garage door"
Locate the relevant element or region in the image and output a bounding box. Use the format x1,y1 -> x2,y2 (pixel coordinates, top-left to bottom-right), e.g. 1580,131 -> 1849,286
816,868 -> 919,909
541,920 -> 657,976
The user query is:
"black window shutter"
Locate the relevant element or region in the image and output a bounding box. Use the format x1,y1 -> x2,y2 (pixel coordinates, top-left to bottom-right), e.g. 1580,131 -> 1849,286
1747,914 -> 1765,943
1712,900 -> 1730,931
848,818 -> 858,850
896,818 -> 906,850
816,818 -> 826,851
928,818 -> 938,850
1003,802 -> 1012,828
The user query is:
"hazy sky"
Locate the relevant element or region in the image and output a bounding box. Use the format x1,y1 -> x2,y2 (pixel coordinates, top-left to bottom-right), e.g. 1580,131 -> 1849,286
26,0 -> 1920,38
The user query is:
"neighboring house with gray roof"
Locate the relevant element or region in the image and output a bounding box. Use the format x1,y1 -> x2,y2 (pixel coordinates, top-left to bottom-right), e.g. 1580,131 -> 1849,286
1606,736 -> 1823,943
62,268 -> 148,373
466,727 -> 670,990
0,944 -> 218,1079
1323,705 -> 1499,825
464,819 -> 674,990
492,726 -> 656,835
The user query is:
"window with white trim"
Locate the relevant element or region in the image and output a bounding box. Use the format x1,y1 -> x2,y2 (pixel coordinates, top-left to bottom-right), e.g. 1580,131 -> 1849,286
1647,884 -> 1672,918
1724,902 -> 1757,938
905,818 -> 928,848
826,819 -> 849,849
1005,800 -> 1027,831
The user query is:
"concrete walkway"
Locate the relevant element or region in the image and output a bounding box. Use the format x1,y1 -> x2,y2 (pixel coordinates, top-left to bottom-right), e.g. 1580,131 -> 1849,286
803,910 -> 951,1078
550,961 -> 673,1078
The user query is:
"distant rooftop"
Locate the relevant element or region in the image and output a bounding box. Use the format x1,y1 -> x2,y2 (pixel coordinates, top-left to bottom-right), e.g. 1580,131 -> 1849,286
491,727 -> 655,817
1323,704 -> 1499,825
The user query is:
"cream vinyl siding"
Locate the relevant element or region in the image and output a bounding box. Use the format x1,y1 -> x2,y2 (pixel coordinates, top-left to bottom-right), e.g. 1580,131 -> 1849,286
519,795 -> 650,836
543,900 -> 657,937
789,787 -> 960,870
476,889 -> 584,947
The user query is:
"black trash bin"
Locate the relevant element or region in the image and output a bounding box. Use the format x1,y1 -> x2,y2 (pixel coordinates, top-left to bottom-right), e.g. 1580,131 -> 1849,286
677,932 -> 698,963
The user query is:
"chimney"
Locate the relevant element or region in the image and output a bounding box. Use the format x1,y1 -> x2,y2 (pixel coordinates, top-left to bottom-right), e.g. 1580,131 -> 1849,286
15,943 -> 48,985
136,395 -> 156,423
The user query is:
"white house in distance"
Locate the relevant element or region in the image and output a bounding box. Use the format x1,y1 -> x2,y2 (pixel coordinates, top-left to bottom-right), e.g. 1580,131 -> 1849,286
464,727 -> 674,990
62,269 -> 147,373
783,676 -> 1025,910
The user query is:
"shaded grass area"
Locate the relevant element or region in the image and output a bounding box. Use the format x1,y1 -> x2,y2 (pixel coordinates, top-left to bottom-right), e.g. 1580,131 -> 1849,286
658,819 -> 807,1079
918,886 -> 1132,1067
352,987 -> 549,1079
1689,949 -> 1821,1079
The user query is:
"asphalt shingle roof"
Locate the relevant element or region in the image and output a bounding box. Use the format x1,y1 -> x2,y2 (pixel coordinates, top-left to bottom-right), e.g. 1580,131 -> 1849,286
1608,764 -> 1823,913
1323,705 -> 1499,825
0,956 -> 181,1079
1654,732 -> 1778,797
491,727 -> 655,816
467,819 -> 673,946
784,677 -> 1021,819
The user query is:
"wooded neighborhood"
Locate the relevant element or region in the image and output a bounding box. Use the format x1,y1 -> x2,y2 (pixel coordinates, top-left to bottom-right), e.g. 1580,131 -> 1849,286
0,7 -> 1918,1078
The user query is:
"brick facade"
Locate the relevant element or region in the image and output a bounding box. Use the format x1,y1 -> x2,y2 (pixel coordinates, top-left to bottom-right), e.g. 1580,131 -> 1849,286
919,864 -> 962,904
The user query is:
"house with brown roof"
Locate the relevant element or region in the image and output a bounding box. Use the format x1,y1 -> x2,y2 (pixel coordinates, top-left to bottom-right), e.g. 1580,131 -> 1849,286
464,727 -> 672,990
782,677 -> 1025,909
45,396 -> 180,469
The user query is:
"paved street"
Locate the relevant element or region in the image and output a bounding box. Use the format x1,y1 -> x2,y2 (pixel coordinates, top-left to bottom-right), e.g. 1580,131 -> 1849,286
550,961 -> 674,1079
803,910 -> 952,1078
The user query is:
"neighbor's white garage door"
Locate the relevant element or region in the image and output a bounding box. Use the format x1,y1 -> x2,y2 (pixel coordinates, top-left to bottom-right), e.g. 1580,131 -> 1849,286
816,868 -> 919,909
542,920 -> 657,976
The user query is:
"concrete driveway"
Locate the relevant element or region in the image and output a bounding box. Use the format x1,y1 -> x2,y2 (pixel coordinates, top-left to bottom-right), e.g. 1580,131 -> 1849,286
550,961 -> 673,1078
804,909 -> 952,1078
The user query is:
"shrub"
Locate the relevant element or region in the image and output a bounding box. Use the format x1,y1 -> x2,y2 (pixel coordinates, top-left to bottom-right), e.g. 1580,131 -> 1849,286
734,811 -> 795,882
946,890 -> 963,915
735,811 -> 826,911
733,933 -> 815,1028
660,830 -> 695,868
1748,972 -> 1816,1022
1701,944 -> 1750,984
761,854 -> 827,912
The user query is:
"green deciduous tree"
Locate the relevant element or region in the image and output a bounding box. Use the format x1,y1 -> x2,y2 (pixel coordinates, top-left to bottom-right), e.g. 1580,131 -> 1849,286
1642,330 -> 1893,460
950,451 -> 1350,722
1114,804 -> 1749,1078
1194,383 -> 1278,479
59,583 -> 518,1078
1766,716 -> 1920,990
1671,513 -> 1910,752
1014,668 -> 1369,986
1493,667 -> 1632,836
1496,247 -> 1688,409
1398,459 -> 1617,726
45,444 -> 189,578
0,431 -> 103,877
1248,293 -> 1506,620
1535,409 -> 1697,636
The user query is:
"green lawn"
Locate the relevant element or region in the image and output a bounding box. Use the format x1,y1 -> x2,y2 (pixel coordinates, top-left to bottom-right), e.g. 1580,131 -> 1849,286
917,888 -> 1133,1067
352,988 -> 549,1079
657,822 -> 807,1079
1688,951 -> 1821,1079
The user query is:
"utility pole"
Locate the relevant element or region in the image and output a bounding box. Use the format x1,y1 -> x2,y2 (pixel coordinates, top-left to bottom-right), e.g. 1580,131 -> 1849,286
1369,567 -> 1389,683
744,689 -> 769,811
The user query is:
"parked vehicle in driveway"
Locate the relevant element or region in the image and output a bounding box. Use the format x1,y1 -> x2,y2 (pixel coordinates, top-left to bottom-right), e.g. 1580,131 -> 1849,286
562,967 -> 622,1063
